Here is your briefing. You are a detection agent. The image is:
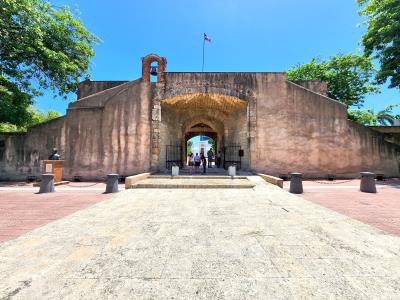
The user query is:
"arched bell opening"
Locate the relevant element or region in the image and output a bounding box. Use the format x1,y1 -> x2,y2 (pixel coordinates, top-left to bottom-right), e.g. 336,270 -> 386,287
149,64 -> 158,82
141,53 -> 167,83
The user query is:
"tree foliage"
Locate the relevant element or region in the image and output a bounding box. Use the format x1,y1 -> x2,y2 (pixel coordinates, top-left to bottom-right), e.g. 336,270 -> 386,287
187,140 -> 193,155
0,76 -> 32,126
286,54 -> 379,107
210,138 -> 216,152
348,104 -> 399,126
358,0 -> 400,89
0,107 -> 61,132
0,0 -> 99,126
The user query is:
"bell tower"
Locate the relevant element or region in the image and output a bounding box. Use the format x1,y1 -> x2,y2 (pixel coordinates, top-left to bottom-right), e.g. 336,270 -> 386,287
141,53 -> 167,83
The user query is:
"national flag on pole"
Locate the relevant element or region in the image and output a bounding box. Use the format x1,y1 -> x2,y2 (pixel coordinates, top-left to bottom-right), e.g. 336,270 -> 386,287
204,33 -> 211,42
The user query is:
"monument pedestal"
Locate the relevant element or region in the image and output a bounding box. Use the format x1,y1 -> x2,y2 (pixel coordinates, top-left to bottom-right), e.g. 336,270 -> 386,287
43,160 -> 64,182
34,160 -> 69,186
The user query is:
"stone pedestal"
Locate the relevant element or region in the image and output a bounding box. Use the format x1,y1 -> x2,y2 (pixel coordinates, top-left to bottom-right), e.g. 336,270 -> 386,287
105,174 -> 119,193
39,173 -> 55,193
289,173 -> 303,194
360,172 -> 376,193
172,166 -> 179,176
42,160 -> 64,183
228,166 -> 236,176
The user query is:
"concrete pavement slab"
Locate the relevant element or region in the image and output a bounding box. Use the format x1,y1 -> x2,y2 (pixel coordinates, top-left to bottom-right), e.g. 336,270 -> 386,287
0,176 -> 399,299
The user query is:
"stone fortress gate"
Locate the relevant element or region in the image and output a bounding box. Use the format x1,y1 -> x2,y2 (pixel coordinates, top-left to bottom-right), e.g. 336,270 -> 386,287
0,54 -> 399,180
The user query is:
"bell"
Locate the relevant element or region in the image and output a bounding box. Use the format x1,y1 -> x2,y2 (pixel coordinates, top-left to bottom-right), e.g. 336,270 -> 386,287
150,66 -> 158,76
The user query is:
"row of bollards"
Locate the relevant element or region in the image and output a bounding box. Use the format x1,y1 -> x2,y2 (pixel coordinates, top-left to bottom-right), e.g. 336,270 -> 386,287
39,173 -> 120,194
289,172 -> 377,194
38,171 -> 378,194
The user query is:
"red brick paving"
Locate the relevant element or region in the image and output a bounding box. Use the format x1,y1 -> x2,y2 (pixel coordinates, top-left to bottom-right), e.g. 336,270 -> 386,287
284,178 -> 400,236
0,182 -> 124,243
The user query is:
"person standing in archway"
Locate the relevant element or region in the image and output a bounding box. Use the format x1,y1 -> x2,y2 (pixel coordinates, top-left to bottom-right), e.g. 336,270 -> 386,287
194,153 -> 201,174
187,153 -> 194,175
200,152 -> 207,174
207,149 -> 213,168
216,150 -> 222,168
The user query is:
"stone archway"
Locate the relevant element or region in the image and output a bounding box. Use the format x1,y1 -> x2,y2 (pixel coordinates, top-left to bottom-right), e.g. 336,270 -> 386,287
182,116 -> 225,152
183,122 -> 219,163
156,93 -> 250,170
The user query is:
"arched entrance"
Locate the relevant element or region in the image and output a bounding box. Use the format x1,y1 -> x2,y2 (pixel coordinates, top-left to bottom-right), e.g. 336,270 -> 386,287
184,123 -> 218,163
158,93 -> 249,170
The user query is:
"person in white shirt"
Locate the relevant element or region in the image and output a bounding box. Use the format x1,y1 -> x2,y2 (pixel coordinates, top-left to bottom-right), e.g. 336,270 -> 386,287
194,153 -> 201,174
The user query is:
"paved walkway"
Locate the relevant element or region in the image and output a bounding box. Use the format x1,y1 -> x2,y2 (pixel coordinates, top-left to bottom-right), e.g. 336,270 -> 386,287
284,179 -> 400,236
1,176 -> 399,299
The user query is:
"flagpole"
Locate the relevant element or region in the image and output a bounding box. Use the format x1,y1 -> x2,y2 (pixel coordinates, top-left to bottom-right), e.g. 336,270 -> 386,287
202,37 -> 205,72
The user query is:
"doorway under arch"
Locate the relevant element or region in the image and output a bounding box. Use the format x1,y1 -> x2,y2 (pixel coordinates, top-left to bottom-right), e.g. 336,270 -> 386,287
185,123 -> 217,154
158,93 -> 250,171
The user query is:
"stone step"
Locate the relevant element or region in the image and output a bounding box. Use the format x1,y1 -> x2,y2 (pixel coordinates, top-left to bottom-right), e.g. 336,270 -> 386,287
156,168 -> 253,176
149,175 -> 248,179
128,177 -> 255,189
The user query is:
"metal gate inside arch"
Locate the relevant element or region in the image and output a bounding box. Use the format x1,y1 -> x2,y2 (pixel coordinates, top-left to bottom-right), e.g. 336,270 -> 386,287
166,145 -> 182,169
223,145 -> 243,170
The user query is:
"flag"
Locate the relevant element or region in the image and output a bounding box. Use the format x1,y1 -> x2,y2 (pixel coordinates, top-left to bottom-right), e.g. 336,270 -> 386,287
204,33 -> 211,42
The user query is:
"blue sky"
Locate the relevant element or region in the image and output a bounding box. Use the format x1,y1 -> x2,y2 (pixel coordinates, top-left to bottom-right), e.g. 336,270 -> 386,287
36,0 -> 399,114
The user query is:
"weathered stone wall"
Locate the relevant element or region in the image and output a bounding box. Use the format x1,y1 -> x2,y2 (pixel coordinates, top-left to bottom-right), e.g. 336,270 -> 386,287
77,80 -> 128,99
159,105 -> 182,169
1,69 -> 399,180
292,80 -> 328,97
151,72 -> 399,176
0,117 -> 66,180
64,80 -> 152,180
254,77 -> 400,177
224,109 -> 249,169
369,126 -> 400,146
0,80 -> 152,181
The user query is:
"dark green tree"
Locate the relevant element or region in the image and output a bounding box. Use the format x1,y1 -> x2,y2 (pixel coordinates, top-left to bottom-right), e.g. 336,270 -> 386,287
286,54 -> 379,107
0,106 -> 61,132
210,138 -> 216,152
358,0 -> 400,89
0,77 -> 32,126
0,0 -> 99,126
187,140 -> 193,155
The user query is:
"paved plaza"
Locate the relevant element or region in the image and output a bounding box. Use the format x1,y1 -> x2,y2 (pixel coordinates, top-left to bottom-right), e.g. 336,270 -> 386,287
284,178 -> 400,236
1,176 -> 400,299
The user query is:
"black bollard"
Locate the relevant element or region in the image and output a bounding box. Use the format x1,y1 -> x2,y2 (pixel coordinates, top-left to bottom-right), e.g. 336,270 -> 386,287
360,172 -> 376,193
289,172 -> 303,194
39,173 -> 55,193
105,173 -> 119,193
